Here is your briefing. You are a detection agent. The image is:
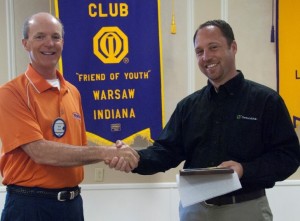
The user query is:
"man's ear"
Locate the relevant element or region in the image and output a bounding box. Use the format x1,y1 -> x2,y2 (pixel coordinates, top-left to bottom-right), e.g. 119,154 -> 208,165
22,39 -> 29,51
230,40 -> 237,55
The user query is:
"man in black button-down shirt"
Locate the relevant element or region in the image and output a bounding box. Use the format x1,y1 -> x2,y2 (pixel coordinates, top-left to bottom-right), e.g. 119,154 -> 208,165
108,20 -> 300,221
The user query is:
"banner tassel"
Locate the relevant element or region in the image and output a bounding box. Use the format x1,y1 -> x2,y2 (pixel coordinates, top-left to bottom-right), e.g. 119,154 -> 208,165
270,0 -> 275,42
270,25 -> 275,43
171,0 -> 176,34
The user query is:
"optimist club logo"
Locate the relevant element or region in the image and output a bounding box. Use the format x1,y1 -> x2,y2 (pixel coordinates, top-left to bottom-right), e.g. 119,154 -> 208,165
93,26 -> 128,64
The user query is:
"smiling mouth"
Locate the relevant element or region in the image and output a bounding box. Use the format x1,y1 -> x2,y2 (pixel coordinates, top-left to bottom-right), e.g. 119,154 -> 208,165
206,63 -> 217,69
41,52 -> 56,55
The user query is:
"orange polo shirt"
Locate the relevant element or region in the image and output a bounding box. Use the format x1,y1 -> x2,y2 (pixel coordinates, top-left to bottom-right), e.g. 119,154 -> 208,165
0,64 -> 87,188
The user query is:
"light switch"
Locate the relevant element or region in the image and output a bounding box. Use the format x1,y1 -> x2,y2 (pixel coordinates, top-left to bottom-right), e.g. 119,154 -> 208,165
95,168 -> 104,182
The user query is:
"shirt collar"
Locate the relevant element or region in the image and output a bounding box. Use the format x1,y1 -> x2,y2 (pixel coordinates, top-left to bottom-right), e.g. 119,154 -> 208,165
25,64 -> 68,93
206,70 -> 244,99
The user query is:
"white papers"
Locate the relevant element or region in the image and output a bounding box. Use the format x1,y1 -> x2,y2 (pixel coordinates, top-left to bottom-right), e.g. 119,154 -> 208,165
176,171 -> 242,207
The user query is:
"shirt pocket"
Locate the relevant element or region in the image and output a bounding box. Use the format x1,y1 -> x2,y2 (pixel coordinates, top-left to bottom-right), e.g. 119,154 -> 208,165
225,115 -> 263,160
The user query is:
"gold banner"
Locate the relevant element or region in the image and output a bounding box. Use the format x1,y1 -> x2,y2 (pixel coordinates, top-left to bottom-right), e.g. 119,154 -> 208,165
278,0 -> 300,127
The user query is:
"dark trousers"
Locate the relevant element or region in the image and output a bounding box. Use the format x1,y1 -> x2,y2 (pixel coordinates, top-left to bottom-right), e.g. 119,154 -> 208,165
1,191 -> 84,221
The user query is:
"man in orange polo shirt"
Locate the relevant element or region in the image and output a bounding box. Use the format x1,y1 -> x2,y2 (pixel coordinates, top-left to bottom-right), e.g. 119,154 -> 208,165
0,12 -> 139,221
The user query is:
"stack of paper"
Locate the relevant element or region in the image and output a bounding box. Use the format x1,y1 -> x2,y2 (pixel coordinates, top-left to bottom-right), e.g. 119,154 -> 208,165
177,168 -> 242,207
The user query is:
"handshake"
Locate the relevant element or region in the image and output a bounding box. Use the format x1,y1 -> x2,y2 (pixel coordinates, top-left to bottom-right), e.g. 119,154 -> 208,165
104,140 -> 140,173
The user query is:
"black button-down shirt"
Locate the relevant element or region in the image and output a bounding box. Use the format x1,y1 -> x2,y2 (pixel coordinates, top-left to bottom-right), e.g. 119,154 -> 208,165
134,71 -> 300,190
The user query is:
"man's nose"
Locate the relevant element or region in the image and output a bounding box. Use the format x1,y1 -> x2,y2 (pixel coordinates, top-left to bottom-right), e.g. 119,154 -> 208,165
44,37 -> 55,46
202,50 -> 211,61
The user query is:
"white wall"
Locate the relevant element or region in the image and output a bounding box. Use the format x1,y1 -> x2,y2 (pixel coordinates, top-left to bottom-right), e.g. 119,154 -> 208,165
1,0 -> 299,185
1,181 -> 300,221
1,1 -> 300,219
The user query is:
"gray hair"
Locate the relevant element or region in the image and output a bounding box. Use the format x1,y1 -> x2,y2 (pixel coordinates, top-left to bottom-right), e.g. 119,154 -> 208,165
22,12 -> 65,39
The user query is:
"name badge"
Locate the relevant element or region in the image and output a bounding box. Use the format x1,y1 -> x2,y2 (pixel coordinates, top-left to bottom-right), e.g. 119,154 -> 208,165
52,118 -> 66,138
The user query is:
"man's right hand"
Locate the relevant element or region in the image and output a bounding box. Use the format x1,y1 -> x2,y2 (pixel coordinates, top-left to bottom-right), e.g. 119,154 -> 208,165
105,140 -> 140,173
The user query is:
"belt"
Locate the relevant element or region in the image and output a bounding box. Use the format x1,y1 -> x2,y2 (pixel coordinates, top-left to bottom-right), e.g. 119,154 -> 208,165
204,189 -> 265,206
7,185 -> 81,201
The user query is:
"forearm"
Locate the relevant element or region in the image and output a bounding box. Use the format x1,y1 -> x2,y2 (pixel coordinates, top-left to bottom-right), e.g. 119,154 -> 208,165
241,149 -> 299,186
133,146 -> 183,175
22,139 -> 113,167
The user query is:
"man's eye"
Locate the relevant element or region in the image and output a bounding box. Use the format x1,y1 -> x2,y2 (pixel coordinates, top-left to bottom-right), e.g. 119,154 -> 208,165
52,35 -> 62,41
35,35 -> 44,40
210,45 -> 219,50
196,50 -> 203,56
